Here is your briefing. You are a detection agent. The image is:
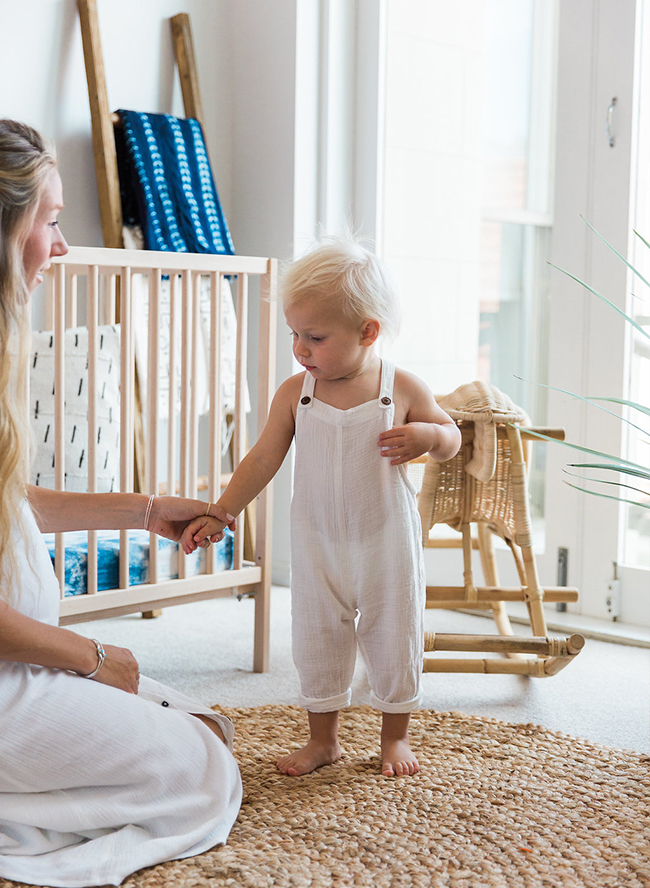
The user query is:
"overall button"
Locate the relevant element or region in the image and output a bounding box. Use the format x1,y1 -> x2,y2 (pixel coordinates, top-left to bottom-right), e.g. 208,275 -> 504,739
381,396 -> 392,405
161,700 -> 169,707
301,396 -> 311,405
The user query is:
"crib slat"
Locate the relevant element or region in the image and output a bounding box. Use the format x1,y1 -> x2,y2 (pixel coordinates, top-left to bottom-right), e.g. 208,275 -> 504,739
67,274 -> 78,328
107,273 -> 117,325
54,265 -> 66,595
119,266 -> 133,590
178,269 -> 193,579
233,273 -> 248,571
167,274 -> 179,506
179,269 -> 192,498
87,265 -> 99,595
206,271 -> 223,574
147,270 -> 161,585
189,273 -> 200,499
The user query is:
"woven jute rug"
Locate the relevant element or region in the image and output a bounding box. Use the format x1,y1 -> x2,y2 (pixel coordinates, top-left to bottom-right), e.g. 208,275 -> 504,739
2,705 -> 649,888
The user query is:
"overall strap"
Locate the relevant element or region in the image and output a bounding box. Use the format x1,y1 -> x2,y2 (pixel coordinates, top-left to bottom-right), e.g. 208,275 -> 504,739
298,370 -> 316,408
379,359 -> 395,404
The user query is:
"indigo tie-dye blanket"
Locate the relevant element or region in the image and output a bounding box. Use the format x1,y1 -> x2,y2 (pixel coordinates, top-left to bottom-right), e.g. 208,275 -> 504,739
44,529 -> 234,597
115,109 -> 235,255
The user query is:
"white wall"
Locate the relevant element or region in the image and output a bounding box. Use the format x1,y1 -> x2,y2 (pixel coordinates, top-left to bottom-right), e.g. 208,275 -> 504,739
381,0 -> 483,396
0,0 -> 234,249
226,0 -> 300,583
0,0 -> 301,583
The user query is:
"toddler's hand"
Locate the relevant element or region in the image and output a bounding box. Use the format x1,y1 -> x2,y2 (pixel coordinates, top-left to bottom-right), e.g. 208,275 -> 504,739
378,423 -> 437,465
149,495 -> 233,543
180,515 -> 231,554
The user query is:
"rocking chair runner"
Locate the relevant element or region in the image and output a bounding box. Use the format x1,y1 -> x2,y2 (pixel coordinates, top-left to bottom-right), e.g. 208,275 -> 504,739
414,381 -> 585,677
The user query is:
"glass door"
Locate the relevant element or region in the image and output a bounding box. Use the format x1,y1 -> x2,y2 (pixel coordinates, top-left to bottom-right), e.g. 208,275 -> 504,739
382,0 -> 558,531
478,0 -> 557,527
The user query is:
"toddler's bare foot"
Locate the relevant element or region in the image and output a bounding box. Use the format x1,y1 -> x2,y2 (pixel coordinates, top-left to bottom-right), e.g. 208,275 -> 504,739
277,739 -> 342,776
381,737 -> 419,777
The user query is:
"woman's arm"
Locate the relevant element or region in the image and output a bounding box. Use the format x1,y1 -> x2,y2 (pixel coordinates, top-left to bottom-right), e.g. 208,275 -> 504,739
215,376 -> 298,519
26,487 -> 230,542
27,487 -> 152,533
182,376 -> 298,550
0,599 -> 139,693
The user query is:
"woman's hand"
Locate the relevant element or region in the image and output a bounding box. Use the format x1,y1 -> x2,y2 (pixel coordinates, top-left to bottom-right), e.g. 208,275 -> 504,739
147,496 -> 235,544
89,644 -> 140,694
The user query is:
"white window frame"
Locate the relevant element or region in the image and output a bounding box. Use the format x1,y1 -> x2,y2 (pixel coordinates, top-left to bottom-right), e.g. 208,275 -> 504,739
538,0 -> 649,627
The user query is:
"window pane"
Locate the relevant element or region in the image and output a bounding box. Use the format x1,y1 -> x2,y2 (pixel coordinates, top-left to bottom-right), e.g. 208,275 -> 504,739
623,251 -> 650,568
623,0 -> 650,568
381,1 -> 485,396
478,222 -> 550,520
382,0 -> 556,531
482,0 -> 534,212
478,0 -> 555,524
622,344 -> 650,568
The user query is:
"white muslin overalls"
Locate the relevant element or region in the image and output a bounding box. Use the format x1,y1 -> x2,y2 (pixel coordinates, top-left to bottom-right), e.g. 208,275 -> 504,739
290,360 -> 425,714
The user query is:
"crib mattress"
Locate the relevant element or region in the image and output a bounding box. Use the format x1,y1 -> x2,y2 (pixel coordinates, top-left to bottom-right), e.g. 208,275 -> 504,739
43,529 -> 234,597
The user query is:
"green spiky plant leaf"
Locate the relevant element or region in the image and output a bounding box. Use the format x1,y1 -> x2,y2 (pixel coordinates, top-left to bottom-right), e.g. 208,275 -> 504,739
518,220 -> 650,513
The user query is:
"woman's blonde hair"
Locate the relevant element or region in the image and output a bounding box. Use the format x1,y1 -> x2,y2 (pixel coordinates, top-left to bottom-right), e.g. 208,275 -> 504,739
281,236 -> 401,341
0,120 -> 57,599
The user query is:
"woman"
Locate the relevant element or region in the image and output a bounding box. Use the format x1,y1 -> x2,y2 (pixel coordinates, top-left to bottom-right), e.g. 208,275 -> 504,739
0,119 -> 241,888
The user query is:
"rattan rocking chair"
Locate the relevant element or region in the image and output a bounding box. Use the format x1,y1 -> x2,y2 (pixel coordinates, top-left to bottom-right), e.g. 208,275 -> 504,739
414,381 -> 584,677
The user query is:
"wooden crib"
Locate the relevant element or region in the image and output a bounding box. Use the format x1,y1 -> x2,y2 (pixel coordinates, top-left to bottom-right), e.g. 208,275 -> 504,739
37,246 -> 277,672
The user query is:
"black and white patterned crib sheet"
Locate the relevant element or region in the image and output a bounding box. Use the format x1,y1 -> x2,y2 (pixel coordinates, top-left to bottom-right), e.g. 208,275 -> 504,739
30,325 -> 121,493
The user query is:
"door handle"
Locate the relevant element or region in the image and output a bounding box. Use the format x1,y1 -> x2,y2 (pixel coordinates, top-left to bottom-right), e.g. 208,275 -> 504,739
606,97 -> 618,147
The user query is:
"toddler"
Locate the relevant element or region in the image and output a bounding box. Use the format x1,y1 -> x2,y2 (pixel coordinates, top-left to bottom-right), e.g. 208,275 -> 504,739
182,238 -> 461,777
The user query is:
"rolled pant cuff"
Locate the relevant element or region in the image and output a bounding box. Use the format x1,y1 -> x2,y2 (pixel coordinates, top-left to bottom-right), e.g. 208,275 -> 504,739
370,691 -> 420,714
299,690 -> 351,712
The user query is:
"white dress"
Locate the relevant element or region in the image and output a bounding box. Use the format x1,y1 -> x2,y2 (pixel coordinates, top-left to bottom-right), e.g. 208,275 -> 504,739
0,503 -> 242,888
290,360 -> 425,714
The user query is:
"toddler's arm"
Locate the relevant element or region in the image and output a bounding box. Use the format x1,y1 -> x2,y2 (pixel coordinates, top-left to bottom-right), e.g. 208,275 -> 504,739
378,370 -> 461,466
183,375 -> 299,551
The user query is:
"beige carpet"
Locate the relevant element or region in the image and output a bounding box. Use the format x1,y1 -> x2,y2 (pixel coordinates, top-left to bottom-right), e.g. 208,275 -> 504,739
3,705 -> 649,888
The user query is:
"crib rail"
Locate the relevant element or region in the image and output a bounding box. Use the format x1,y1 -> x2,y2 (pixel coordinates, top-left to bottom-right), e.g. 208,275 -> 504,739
39,246 -> 277,672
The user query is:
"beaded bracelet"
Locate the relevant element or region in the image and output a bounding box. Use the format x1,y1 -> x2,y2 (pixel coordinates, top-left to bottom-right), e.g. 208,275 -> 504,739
82,638 -> 106,679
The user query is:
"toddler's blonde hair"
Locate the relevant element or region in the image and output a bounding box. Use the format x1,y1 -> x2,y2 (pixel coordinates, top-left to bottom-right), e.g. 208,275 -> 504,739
281,236 -> 401,341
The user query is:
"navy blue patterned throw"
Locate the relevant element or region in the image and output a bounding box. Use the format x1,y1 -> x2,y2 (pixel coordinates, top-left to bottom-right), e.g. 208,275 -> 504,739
115,110 -> 234,255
